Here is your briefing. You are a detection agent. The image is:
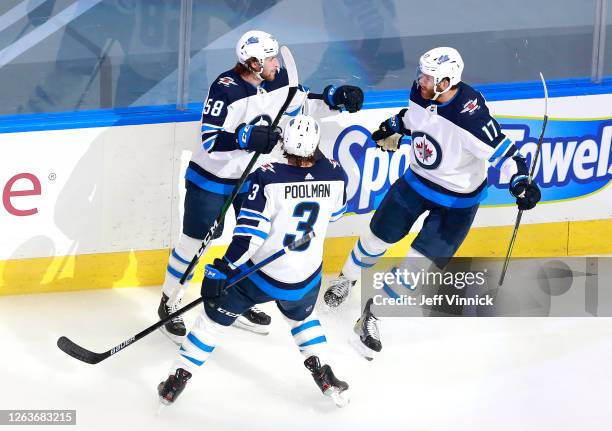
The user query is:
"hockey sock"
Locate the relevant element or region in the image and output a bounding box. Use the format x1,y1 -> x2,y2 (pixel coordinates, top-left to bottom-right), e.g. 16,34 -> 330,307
341,230 -> 392,281
382,247 -> 436,297
285,312 -> 329,363
172,310 -> 227,374
162,234 -> 202,299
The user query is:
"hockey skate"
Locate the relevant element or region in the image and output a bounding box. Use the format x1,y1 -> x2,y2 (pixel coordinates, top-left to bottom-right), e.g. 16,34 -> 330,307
353,298 -> 382,361
232,306 -> 271,335
158,293 -> 186,345
158,368 -> 192,406
304,356 -> 350,408
323,274 -> 355,309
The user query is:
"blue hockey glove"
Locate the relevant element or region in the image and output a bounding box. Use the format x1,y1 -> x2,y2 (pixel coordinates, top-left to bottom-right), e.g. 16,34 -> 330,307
201,258 -> 232,299
323,85 -> 364,113
509,174 -> 541,210
235,124 -> 281,154
371,109 -> 410,148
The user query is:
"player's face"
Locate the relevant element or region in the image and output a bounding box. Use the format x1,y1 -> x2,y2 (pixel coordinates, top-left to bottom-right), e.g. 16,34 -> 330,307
417,72 -> 436,99
260,56 -> 280,81
416,70 -> 450,100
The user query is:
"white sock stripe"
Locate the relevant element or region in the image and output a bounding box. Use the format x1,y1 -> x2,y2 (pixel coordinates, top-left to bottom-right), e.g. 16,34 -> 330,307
168,255 -> 189,270
361,230 -> 392,255
180,339 -> 213,361
193,310 -> 228,338
352,243 -> 378,264
292,325 -> 326,346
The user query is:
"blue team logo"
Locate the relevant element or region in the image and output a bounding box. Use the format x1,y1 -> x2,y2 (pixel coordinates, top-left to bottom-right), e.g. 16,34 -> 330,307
246,36 -> 259,44
333,119 -> 612,215
411,131 -> 442,169
437,55 -> 450,64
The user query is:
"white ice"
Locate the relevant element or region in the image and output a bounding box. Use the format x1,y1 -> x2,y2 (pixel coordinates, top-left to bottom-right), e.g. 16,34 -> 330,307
1,276 -> 611,431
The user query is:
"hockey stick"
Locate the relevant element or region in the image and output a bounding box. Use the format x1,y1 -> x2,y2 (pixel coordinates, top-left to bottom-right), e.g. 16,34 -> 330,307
177,45 -> 299,287
498,72 -> 548,286
57,231 -> 314,364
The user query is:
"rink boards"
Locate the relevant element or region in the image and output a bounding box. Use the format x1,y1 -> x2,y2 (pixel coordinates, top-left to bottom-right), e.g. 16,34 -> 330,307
1,88 -> 611,294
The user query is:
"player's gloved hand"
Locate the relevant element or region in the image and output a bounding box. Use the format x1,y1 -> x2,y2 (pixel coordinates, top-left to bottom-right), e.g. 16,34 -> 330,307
235,124 -> 281,154
323,85 -> 364,113
371,109 -> 409,151
201,258 -> 232,299
376,134 -> 402,152
509,174 -> 541,210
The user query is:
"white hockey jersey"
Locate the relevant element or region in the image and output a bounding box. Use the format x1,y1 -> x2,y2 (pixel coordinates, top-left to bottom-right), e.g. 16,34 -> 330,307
399,81 -> 521,208
223,158 -> 347,300
186,68 -> 336,195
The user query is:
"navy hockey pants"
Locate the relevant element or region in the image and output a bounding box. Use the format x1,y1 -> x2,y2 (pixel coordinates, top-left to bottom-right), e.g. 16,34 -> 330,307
203,276 -> 320,326
370,177 -> 479,268
182,180 -> 246,239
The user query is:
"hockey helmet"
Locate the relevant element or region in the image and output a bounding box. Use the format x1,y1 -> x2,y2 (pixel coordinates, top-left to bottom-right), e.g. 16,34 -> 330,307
282,115 -> 320,158
236,30 -> 279,70
417,47 -> 464,99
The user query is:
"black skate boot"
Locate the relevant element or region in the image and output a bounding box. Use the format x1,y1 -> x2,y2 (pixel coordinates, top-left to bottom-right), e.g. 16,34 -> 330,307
232,306 -> 271,335
354,298 -> 382,361
304,356 -> 349,407
158,368 -> 192,406
324,274 -> 355,309
158,293 -> 186,344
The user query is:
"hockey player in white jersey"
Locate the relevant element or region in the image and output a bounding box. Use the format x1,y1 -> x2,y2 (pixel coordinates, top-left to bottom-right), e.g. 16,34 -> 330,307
158,115 -> 350,407
324,47 -> 541,359
158,30 -> 364,341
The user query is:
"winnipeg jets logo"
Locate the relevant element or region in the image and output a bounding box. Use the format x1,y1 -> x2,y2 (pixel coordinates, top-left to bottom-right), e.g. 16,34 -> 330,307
260,163 -> 275,172
411,131 -> 442,170
415,141 -> 434,161
329,159 -> 340,169
437,55 -> 450,64
460,98 -> 480,115
218,76 -> 238,87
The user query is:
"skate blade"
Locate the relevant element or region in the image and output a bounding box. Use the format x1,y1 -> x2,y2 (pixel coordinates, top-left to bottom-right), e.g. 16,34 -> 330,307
325,388 -> 350,408
349,336 -> 377,361
232,317 -> 270,335
158,326 -> 184,346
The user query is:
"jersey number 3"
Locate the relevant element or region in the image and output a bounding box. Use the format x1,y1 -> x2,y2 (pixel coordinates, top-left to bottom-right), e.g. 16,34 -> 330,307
283,202 -> 319,251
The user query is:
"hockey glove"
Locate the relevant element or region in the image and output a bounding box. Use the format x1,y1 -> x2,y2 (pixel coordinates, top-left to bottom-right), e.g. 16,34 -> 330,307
509,174 -> 541,210
371,109 -> 409,151
235,124 -> 281,154
201,258 -> 232,299
323,85 -> 364,113
376,134 -> 402,152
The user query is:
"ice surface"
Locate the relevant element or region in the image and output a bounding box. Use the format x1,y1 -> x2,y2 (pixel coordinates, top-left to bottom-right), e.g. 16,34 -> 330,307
1,276 -> 611,430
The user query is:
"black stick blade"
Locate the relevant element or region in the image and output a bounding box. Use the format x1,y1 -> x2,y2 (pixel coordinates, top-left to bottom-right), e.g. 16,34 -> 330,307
57,336 -> 109,364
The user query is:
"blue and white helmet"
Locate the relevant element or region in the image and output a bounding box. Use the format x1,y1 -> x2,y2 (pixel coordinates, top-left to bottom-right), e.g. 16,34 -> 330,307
417,47 -> 464,99
282,115 -> 320,158
236,30 -> 279,69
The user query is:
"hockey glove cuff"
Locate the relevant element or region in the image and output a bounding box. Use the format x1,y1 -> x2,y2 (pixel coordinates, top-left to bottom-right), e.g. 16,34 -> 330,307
371,109 -> 410,142
235,124 -> 281,154
201,258 -> 232,299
